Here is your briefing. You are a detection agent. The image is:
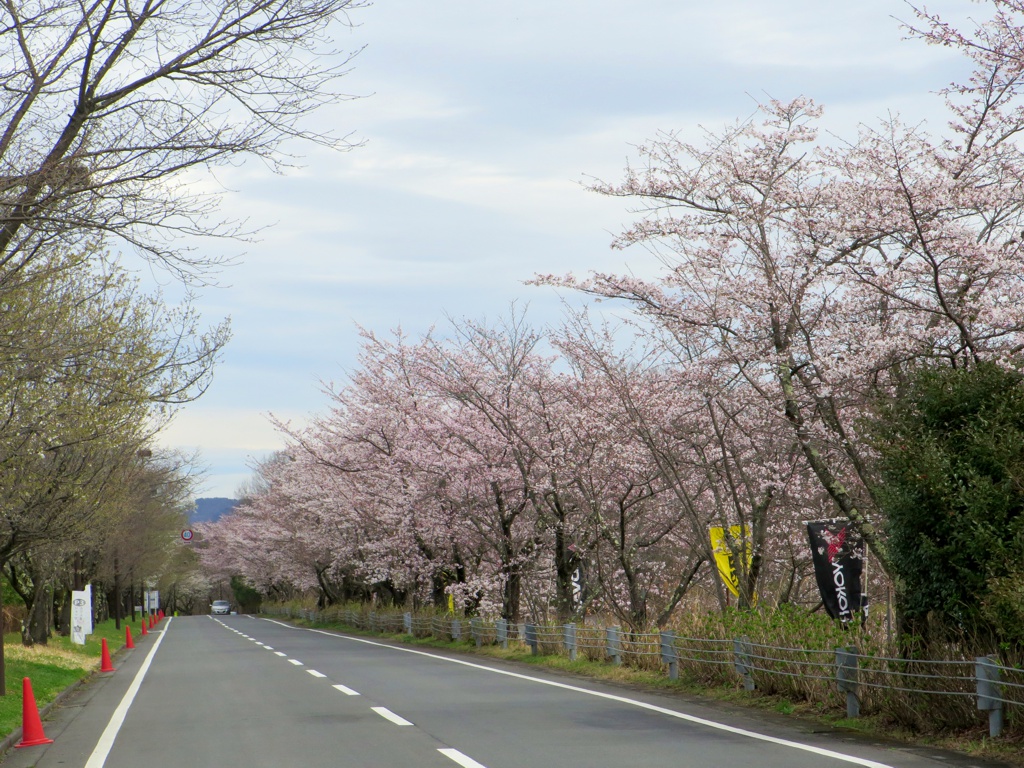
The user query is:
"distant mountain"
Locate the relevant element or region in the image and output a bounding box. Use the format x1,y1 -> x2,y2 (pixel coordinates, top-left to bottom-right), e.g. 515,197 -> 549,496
191,497 -> 238,524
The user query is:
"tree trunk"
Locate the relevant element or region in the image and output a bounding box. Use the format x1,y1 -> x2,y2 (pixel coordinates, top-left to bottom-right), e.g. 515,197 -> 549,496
57,588 -> 71,636
0,574 -> 6,696
22,580 -> 50,646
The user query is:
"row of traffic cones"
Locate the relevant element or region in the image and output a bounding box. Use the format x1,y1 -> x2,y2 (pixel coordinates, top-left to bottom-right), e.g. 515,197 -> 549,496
17,612 -> 163,749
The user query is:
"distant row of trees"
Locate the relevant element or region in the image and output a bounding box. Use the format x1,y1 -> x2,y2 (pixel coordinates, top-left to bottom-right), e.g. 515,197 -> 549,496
203,1 -> 1024,654
0,0 -> 365,693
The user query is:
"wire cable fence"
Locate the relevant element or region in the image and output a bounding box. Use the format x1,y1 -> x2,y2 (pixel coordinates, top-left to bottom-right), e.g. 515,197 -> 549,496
262,604 -> 1023,737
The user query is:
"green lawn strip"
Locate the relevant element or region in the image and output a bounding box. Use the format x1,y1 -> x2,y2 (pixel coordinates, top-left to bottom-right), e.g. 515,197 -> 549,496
0,617 -> 154,738
48,615 -> 150,657
0,649 -> 86,737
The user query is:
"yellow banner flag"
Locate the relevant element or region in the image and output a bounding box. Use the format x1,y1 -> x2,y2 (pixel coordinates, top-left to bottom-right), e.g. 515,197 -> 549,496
709,524 -> 753,600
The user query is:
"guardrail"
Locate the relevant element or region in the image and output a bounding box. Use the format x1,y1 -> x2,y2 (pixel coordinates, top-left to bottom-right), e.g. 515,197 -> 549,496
264,606 -> 1023,737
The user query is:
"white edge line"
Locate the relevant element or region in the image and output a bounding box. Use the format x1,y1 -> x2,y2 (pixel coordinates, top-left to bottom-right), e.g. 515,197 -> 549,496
85,617 -> 173,768
332,684 -> 360,696
261,619 -> 894,768
371,706 -> 413,726
439,747 -> 488,768
307,669 -> 326,678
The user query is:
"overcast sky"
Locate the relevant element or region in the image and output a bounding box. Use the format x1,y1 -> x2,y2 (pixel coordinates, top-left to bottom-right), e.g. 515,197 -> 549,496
154,0 -> 974,499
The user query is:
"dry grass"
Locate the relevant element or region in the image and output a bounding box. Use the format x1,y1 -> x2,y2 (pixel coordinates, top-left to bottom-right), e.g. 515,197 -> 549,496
3,642 -> 94,671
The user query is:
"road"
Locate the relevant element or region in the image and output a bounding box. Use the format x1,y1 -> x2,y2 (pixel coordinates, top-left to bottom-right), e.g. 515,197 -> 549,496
0,616 -> 1006,768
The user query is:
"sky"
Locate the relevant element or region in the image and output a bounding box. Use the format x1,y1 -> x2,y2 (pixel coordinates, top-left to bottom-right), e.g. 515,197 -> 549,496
153,0 -> 976,499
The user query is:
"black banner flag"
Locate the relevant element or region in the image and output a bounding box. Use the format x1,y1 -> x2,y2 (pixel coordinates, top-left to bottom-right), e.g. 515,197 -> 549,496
806,520 -> 867,624
567,544 -> 587,617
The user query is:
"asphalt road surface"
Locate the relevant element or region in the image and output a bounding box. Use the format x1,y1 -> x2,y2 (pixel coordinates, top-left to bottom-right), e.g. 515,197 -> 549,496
0,616 -> 1009,768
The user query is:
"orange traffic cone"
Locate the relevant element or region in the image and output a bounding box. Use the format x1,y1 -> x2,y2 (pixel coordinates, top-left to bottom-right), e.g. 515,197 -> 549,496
15,677 -> 53,748
140,620 -> 148,636
158,609 -> 164,620
125,626 -> 134,649
100,638 -> 115,672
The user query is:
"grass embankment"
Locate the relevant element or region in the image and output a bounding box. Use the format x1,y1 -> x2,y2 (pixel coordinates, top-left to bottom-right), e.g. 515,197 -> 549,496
0,617 -> 149,738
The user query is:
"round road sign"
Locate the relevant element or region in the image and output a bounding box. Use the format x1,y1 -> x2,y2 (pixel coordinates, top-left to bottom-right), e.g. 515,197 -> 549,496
181,529 -> 194,541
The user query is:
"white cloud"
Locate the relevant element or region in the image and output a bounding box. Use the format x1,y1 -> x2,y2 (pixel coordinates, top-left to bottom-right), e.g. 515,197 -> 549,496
154,0 -> 981,498
158,408 -> 299,453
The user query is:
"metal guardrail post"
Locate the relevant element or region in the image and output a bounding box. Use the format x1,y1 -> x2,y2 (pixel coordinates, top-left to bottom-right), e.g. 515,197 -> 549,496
452,619 -> 461,641
660,631 -> 678,679
564,624 -> 577,661
835,646 -> 860,718
976,655 -> 1004,738
497,618 -> 508,649
606,626 -> 621,665
733,637 -> 755,691
525,623 -> 538,655
472,618 -> 482,647
404,612 -> 412,634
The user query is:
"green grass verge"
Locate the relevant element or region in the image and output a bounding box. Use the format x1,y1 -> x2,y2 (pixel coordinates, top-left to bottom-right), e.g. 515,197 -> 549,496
0,616 -> 154,738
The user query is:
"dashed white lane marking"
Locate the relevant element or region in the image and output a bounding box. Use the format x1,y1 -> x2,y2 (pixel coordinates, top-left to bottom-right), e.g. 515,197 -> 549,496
307,670 -> 327,678
332,684 -> 360,696
274,651 -> 287,657
269,621 -> 895,768
288,659 -> 304,666
264,646 -> 274,650
372,707 -> 413,726
439,748 -> 488,768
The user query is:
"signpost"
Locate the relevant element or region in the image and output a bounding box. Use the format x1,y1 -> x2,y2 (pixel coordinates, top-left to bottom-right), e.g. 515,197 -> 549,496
71,587 -> 93,645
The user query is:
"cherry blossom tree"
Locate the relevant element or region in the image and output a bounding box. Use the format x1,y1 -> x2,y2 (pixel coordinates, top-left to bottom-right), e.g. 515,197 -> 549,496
553,308 -> 819,617
541,3 -> 1024,577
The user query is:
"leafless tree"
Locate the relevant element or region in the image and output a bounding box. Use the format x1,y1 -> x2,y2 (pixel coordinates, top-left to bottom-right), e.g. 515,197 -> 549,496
0,0 -> 365,283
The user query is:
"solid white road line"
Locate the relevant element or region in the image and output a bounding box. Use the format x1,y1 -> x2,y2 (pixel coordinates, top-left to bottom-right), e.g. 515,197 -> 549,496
84,618 -> 173,768
307,670 -> 327,678
439,748 -> 488,768
332,684 -> 360,696
371,707 -> 413,726
264,621 -> 895,768
288,659 -> 303,666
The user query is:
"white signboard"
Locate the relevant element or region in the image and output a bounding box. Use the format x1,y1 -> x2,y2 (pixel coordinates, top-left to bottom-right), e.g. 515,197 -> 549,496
83,585 -> 93,634
71,589 -> 92,645
145,590 -> 160,613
